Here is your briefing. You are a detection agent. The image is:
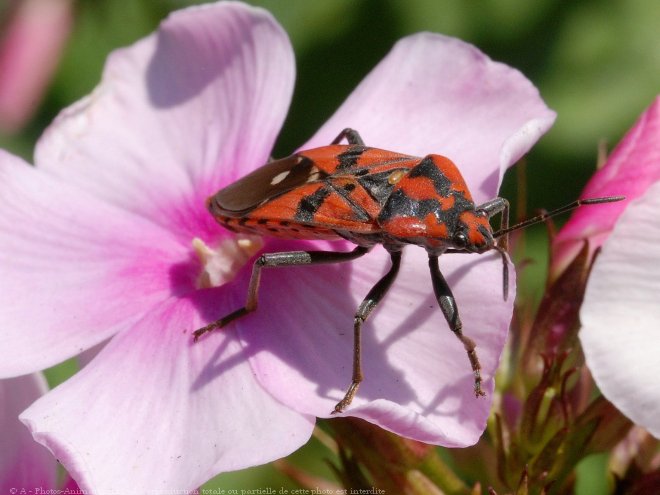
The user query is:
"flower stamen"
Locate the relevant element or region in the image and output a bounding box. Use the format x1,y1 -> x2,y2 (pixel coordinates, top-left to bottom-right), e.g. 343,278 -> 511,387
192,235 -> 263,289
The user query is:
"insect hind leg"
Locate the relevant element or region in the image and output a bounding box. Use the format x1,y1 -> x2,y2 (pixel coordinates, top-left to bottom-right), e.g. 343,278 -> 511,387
193,245 -> 371,341
331,128 -> 365,146
332,250 -> 402,414
428,255 -> 485,398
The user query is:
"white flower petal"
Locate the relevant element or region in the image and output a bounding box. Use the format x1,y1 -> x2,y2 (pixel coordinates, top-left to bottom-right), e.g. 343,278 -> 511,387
580,181 -> 660,438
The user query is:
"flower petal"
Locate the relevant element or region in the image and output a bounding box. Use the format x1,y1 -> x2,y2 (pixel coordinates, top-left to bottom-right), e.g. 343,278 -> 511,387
35,2 -> 295,239
580,181 -> 660,438
0,150 -> 187,377
553,96 -> 660,274
20,295 -> 315,492
305,33 -> 555,203
235,240 -> 513,446
0,373 -> 56,490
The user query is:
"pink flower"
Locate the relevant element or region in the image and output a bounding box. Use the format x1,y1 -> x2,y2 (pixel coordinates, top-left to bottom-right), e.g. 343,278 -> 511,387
0,2 -> 554,492
578,98 -> 660,438
0,0 -> 73,134
0,374 -> 56,490
552,97 -> 660,276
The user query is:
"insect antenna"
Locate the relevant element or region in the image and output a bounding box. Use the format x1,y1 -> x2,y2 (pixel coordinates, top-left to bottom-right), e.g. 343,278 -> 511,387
493,196 -> 625,239
489,195 -> 624,302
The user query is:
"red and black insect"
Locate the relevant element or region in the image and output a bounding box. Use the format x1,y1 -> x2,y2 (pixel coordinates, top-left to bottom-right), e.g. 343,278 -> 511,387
194,128 -> 622,413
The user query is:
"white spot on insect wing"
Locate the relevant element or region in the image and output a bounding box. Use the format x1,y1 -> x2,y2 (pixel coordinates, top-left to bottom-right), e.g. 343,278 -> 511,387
307,165 -> 321,182
270,170 -> 290,185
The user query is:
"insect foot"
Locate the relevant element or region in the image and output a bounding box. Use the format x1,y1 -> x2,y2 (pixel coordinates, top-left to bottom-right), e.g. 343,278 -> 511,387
193,307 -> 249,341
332,382 -> 362,415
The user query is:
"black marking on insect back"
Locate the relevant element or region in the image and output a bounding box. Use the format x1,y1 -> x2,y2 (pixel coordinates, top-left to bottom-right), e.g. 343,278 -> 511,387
379,190 -> 440,221
357,170 -> 401,206
408,156 -> 452,197
378,187 -> 476,236
327,181 -> 371,222
294,187 -> 332,223
337,145 -> 368,170
442,194 -> 475,231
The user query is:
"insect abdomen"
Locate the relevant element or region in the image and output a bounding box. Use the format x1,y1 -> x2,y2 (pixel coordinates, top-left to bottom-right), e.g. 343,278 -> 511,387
216,215 -> 342,240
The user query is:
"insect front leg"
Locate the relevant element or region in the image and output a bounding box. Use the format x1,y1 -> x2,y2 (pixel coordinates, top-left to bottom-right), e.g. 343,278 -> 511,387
476,197 -> 510,249
330,128 -> 365,146
476,197 -> 510,300
428,255 -> 485,398
332,250 -> 402,414
193,245 -> 371,341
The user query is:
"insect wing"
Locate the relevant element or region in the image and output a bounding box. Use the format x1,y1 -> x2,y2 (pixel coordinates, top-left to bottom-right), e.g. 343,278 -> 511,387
210,146 -> 422,238
300,145 -> 415,176
296,145 -> 422,228
209,154 -> 325,215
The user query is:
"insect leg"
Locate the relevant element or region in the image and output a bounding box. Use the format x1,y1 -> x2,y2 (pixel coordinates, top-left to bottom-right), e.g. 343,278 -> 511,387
332,250 -> 402,414
193,245 -> 371,341
330,128 -> 365,146
476,197 -> 510,300
428,255 -> 485,398
476,197 -> 509,218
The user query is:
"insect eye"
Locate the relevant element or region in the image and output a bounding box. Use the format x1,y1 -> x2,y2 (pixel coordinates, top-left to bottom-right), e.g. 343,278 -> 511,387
452,232 -> 468,249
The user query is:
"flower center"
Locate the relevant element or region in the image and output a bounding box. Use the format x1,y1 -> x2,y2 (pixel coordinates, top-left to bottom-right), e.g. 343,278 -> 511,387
192,235 -> 263,289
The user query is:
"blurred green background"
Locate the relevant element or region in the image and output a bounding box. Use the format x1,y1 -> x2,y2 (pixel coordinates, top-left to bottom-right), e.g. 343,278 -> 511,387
2,0 -> 659,492
4,0 -> 660,208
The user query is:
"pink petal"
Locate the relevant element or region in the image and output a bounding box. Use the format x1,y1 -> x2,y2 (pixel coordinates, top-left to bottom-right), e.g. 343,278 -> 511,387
580,182 -> 660,438
20,295 -> 314,492
306,33 -> 556,203
0,0 -> 72,134
553,96 -> 660,274
1,373 -> 56,490
235,240 -> 514,446
35,2 -> 295,240
1,2 -> 296,377
0,150 -> 187,377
